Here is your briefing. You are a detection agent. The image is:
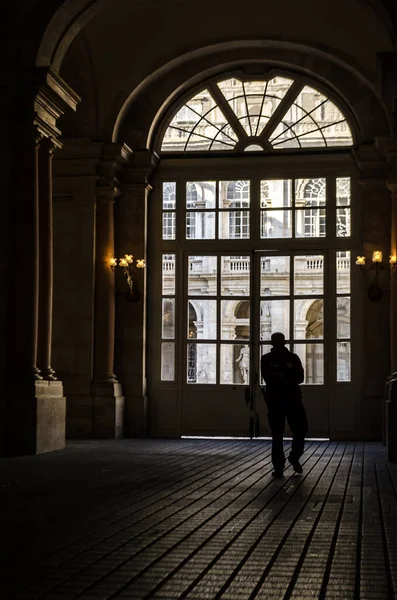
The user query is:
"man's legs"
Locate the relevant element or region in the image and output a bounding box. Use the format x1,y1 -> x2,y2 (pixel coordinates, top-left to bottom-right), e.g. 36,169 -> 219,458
286,399 -> 308,471
267,403 -> 286,473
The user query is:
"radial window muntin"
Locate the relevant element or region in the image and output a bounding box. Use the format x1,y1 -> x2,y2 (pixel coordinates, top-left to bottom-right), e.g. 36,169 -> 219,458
159,73 -> 355,153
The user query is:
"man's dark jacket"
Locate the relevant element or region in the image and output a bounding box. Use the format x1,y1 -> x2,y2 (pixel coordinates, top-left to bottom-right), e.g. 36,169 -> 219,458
261,346 -> 304,400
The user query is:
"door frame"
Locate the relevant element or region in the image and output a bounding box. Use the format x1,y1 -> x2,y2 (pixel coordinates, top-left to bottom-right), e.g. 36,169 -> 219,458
147,154 -> 362,439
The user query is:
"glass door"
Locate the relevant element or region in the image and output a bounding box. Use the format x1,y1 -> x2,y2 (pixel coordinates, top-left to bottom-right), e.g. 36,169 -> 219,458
148,171 -> 355,439
182,252 -> 253,436
181,250 -> 331,438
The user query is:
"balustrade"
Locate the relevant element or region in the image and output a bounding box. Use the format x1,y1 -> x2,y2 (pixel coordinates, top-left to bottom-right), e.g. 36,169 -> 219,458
163,259 -> 175,272
162,256 -> 350,275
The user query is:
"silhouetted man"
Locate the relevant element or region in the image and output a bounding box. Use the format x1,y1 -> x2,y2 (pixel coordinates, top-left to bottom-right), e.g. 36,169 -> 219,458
261,332 -> 308,478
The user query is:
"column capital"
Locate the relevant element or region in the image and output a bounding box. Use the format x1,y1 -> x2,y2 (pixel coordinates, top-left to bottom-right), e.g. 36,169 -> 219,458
96,185 -> 121,202
16,125 -> 63,154
98,142 -> 133,185
44,135 -> 61,152
124,149 -> 159,186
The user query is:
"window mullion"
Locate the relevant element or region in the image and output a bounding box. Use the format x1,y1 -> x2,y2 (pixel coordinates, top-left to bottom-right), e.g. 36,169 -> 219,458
208,83 -> 248,141
327,176 -> 336,242
259,80 -> 304,142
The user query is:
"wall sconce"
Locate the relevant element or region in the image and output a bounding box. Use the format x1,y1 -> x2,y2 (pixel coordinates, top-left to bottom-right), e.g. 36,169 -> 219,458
110,254 -> 145,302
355,250 -> 396,301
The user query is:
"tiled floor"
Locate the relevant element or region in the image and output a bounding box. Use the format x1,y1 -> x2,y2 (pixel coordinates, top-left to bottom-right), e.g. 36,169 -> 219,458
1,439 -> 396,599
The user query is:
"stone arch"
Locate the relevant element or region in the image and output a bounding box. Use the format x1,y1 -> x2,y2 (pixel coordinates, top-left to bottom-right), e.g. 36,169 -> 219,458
35,0 -> 108,69
305,299 -> 324,339
294,298 -> 322,341
8,2 -> 394,147
294,298 -> 324,338
111,41 -> 392,149
235,300 -> 250,319
234,300 -> 250,341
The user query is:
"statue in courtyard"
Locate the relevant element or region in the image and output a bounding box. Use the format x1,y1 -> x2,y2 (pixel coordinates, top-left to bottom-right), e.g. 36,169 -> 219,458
236,344 -> 250,383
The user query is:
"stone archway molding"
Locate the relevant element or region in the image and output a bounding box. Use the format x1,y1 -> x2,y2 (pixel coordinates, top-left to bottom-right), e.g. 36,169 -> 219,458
110,40 -> 392,150
36,0 -> 107,70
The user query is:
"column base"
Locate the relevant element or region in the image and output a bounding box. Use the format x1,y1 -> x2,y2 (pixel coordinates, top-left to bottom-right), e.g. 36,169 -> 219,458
40,367 -> 57,381
92,382 -> 125,439
32,367 -> 43,380
6,380 -> 66,456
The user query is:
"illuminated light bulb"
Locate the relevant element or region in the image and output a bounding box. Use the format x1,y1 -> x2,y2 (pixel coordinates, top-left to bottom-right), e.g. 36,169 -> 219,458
355,256 -> 366,266
390,254 -> 397,265
372,250 -> 383,263
136,259 -> 146,269
125,254 -> 133,264
109,258 -> 117,267
119,258 -> 128,267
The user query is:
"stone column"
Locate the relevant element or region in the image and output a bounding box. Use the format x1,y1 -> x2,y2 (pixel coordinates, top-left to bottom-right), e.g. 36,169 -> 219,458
358,178 -> 391,440
386,181 -> 397,461
92,186 -> 124,438
38,137 -> 57,380
6,128 -> 66,455
115,182 -> 151,436
386,181 -> 397,372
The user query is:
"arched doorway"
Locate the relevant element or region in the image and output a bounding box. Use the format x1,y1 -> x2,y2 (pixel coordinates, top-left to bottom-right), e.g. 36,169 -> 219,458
147,69 -> 358,439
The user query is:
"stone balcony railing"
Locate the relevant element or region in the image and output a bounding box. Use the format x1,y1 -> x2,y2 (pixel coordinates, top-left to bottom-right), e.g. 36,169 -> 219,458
163,258 -> 176,272
162,256 -> 351,274
164,120 -> 350,141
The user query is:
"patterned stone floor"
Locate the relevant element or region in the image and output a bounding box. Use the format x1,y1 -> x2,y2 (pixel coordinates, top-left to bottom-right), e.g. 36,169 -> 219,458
0,439 -> 396,600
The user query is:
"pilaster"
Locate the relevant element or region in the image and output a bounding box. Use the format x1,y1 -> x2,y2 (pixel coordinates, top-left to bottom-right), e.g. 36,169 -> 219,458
91,185 -> 125,434
38,137 -> 58,380
91,143 -> 133,438
386,180 -> 397,372
356,176 -> 391,439
92,185 -> 119,384
115,150 -> 159,436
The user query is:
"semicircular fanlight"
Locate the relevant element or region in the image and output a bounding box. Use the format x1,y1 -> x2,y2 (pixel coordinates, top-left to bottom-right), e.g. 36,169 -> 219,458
160,77 -> 353,152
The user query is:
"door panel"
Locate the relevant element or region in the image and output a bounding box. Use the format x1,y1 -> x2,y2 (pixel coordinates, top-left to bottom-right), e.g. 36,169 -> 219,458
182,252 -> 252,436
252,251 -> 328,438
183,388 -> 248,436
181,250 -> 330,438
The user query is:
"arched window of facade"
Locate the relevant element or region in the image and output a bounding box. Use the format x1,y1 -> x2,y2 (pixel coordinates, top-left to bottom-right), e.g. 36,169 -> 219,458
162,182 -> 176,240
227,181 -> 250,239
186,182 -> 198,239
296,178 -> 326,238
